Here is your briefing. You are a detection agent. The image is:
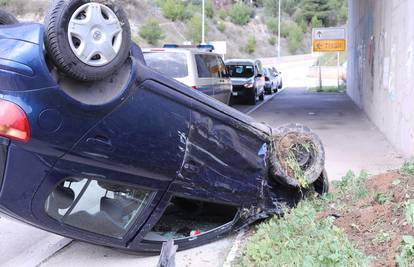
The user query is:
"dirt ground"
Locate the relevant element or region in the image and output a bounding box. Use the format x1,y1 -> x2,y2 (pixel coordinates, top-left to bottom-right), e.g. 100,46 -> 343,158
322,171 -> 414,266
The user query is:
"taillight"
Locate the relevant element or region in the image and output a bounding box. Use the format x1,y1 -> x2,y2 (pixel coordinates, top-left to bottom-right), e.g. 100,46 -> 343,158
192,86 -> 197,89
0,99 -> 30,143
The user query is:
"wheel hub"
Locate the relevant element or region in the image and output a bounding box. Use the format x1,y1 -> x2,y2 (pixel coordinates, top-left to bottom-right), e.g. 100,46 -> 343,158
67,3 -> 123,67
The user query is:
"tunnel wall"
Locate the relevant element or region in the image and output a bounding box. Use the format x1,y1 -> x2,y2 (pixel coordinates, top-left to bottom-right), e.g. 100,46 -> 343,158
347,0 -> 414,157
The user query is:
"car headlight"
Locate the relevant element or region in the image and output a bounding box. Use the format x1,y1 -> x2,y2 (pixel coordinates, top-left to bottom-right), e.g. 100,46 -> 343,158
244,83 -> 254,88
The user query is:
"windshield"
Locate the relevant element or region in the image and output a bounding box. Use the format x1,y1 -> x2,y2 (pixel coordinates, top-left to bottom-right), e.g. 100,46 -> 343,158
143,52 -> 189,78
227,64 -> 255,78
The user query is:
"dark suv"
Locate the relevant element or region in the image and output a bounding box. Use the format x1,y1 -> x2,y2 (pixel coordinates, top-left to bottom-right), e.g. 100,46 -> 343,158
225,59 -> 265,105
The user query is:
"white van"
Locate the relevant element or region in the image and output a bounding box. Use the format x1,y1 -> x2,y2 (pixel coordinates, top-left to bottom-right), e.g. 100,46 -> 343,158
142,46 -> 232,105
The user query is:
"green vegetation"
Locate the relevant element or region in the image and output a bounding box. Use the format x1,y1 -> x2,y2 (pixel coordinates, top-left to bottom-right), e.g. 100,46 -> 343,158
405,200 -> 414,227
400,160 -> 414,176
268,36 -> 276,46
396,235 -> 414,267
157,0 -> 191,21
244,37 -> 256,54
217,21 -> 226,33
218,8 -> 227,20
139,19 -> 164,45
318,52 -> 347,66
266,18 -> 279,34
238,199 -> 368,267
186,14 -> 206,44
310,85 -> 346,93
333,170 -> 369,200
286,23 -> 304,53
229,3 -> 253,26
205,0 -> 214,19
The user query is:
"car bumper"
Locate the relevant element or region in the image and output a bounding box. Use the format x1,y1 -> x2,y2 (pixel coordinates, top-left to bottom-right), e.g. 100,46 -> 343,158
231,85 -> 255,98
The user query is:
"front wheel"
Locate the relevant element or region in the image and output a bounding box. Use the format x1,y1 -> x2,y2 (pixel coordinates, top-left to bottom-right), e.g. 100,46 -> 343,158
248,90 -> 257,105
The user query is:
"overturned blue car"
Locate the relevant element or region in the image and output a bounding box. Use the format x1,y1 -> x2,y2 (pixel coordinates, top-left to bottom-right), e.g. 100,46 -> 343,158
0,1 -> 328,253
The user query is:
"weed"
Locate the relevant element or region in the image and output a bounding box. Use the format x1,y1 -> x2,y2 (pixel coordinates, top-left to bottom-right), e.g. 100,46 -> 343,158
405,200 -> 414,227
372,230 -> 391,244
238,200 -> 369,267
374,193 -> 391,205
309,85 -> 346,93
400,161 -> 414,176
396,235 -> 414,267
333,170 -> 369,201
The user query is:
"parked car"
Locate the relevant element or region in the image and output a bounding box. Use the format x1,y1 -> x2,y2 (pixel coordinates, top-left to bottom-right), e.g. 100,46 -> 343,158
142,46 -> 232,105
263,67 -> 279,94
225,59 -> 265,105
0,3 -> 327,254
272,66 -> 283,89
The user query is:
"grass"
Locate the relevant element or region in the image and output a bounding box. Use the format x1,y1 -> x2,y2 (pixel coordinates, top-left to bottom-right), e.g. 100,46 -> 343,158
309,85 -> 346,93
238,198 -> 369,267
396,235 -> 414,267
237,170 -> 371,267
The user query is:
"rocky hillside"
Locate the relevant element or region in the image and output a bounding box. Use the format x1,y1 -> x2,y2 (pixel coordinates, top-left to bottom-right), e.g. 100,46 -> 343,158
0,0 -> 347,58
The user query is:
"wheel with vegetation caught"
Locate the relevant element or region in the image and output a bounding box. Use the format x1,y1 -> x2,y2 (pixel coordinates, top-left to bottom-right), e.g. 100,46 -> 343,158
44,0 -> 131,81
268,123 -> 325,188
0,9 -> 19,25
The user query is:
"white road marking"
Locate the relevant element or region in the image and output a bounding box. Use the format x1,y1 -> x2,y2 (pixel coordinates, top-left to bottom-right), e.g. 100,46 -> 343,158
246,87 -> 286,115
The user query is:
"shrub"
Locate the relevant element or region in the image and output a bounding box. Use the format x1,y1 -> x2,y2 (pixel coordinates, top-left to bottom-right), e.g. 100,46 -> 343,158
205,0 -> 214,18
266,18 -> 278,34
311,15 -> 323,28
245,37 -> 256,54
229,3 -> 252,26
217,21 -> 226,33
218,8 -> 227,20
268,36 -> 276,46
139,19 -> 165,45
159,0 -> 190,21
286,23 -> 304,54
186,14 -> 207,44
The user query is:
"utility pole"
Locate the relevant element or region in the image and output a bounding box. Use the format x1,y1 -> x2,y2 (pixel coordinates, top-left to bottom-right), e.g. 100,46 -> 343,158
202,0 -> 205,44
277,0 -> 281,57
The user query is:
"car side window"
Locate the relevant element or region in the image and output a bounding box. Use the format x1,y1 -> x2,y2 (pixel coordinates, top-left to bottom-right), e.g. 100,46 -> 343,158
195,54 -> 220,78
45,178 -> 155,239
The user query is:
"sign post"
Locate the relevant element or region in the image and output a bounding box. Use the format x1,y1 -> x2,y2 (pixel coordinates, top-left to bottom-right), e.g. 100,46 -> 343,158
312,27 -> 346,91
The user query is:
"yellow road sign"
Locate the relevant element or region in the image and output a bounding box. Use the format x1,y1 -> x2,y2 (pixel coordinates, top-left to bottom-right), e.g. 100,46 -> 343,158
312,39 -> 346,52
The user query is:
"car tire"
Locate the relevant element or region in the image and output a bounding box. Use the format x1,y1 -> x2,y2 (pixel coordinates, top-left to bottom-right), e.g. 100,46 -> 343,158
259,91 -> 264,101
313,169 -> 329,195
0,9 -> 19,25
248,90 -> 257,105
44,0 -> 131,82
279,82 -> 283,89
268,123 -> 325,188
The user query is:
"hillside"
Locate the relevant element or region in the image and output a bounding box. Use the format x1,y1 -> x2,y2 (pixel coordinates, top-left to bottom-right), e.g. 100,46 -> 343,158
0,0 -> 347,58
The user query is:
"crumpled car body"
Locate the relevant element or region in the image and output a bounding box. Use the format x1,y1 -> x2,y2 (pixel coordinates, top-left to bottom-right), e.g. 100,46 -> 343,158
0,24 -> 304,252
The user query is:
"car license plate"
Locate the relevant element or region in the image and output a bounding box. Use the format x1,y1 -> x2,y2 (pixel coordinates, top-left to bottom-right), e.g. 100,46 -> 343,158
232,92 -> 238,96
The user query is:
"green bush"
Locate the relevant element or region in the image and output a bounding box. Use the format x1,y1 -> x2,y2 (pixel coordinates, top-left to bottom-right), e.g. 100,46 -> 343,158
186,14 -> 207,44
205,0 -> 214,18
245,37 -> 256,54
266,18 -> 279,34
139,19 -> 165,45
217,21 -> 226,33
311,15 -> 323,28
287,23 -> 304,54
159,0 -> 191,21
218,8 -> 227,20
229,3 -> 252,26
268,36 -> 276,46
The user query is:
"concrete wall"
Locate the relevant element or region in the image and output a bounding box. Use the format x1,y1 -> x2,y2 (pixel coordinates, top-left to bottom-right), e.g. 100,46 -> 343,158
347,0 -> 414,157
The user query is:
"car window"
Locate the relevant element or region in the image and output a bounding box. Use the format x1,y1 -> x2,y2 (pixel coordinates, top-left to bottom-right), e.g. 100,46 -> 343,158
45,178 -> 155,239
216,56 -> 228,78
143,52 -> 189,78
227,65 -> 255,78
195,54 -> 220,78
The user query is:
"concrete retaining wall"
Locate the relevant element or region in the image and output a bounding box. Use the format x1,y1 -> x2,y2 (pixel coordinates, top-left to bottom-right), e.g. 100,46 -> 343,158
347,0 -> 414,157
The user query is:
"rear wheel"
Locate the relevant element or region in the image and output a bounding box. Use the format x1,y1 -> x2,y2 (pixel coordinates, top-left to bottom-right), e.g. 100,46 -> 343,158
44,0 -> 131,81
259,91 -> 264,101
0,9 -> 18,25
248,90 -> 257,105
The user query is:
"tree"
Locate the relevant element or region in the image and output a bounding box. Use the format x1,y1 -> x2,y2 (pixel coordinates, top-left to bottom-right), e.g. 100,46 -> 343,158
139,19 -> 165,45
229,3 -> 253,26
301,0 -> 330,25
